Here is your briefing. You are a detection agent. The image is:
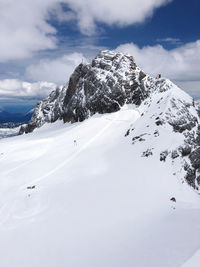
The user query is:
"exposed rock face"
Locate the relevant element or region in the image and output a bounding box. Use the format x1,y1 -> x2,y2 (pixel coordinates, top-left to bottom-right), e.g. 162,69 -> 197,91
167,98 -> 197,133
123,77 -> 200,190
189,148 -> 200,169
63,50 -> 148,122
62,51 -> 175,123
20,50 -> 176,132
19,86 -> 67,134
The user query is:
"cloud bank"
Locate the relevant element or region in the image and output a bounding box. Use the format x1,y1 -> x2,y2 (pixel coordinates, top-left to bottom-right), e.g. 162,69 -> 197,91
116,40 -> 200,98
0,0 -> 58,62
64,0 -> 172,35
0,0 -> 172,62
26,52 -> 86,84
1,0 -> 200,99
1,39 -> 200,100
0,79 -> 56,99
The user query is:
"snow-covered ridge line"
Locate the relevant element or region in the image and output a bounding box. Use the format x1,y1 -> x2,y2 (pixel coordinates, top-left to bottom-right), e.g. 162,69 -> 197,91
125,83 -> 200,190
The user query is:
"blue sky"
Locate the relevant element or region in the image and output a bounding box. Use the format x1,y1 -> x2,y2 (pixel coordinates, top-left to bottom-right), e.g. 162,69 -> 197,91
104,0 -> 199,48
0,0 -> 199,111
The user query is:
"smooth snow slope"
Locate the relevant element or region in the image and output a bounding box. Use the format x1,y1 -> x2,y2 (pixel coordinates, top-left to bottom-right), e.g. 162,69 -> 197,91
0,104 -> 200,267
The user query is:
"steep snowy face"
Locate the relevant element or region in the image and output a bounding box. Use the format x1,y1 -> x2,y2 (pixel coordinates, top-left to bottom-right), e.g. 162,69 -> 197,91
124,82 -> 200,190
19,86 -> 67,134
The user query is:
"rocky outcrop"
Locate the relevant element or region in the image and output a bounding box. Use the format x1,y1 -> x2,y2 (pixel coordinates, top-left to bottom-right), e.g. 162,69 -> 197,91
123,77 -> 200,190
62,51 -> 175,123
63,50 -> 148,122
19,86 -> 67,134
167,98 -> 197,133
156,92 -> 200,189
21,50 -> 173,133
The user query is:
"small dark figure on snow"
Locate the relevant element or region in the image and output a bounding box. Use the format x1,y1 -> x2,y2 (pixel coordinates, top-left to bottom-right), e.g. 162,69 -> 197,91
170,197 -> 176,202
74,140 -> 77,146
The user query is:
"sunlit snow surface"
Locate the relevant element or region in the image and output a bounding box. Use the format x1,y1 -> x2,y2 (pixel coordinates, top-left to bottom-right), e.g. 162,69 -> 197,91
0,103 -> 200,267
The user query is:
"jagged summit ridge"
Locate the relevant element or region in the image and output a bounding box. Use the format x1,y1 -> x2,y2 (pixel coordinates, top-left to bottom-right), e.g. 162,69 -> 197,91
20,50 -> 170,133
63,50 -> 146,122
62,50 -> 174,123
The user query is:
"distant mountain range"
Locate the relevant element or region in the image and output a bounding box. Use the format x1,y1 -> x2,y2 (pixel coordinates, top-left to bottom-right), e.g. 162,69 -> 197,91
0,108 -> 33,127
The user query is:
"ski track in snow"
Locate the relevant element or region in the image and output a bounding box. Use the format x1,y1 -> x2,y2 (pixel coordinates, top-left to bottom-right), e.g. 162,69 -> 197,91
22,111 -> 120,188
0,110 -> 128,224
2,152 -> 44,176
0,103 -> 200,267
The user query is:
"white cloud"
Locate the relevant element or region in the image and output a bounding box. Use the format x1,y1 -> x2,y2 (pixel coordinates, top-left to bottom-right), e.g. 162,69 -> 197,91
0,0 -> 59,62
116,41 -> 200,98
26,53 -> 87,84
0,79 -> 56,99
116,40 -> 200,80
65,0 -> 172,35
0,0 -> 172,62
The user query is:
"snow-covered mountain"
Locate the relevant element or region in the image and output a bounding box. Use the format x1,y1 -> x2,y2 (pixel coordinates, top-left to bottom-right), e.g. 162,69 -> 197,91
20,50 -> 200,191
0,108 -> 33,125
21,51 -> 174,132
1,50 -> 200,267
19,86 -> 67,134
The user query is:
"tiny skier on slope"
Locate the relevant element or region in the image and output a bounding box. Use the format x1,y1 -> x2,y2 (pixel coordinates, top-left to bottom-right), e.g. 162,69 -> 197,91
74,140 -> 77,146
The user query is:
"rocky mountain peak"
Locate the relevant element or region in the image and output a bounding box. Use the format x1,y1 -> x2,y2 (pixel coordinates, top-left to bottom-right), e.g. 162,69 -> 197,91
18,49 -> 200,191
62,50 -> 148,123
19,50 -> 174,133
91,50 -> 136,71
